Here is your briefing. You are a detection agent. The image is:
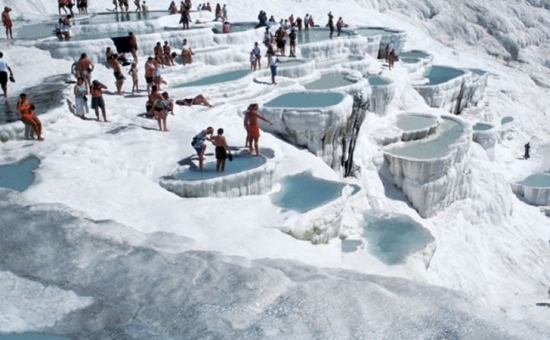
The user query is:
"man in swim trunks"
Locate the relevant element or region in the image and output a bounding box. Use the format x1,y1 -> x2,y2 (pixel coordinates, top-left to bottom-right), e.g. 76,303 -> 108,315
91,80 -> 108,122
211,128 -> 232,171
77,53 -> 94,93
145,57 -> 156,95
245,103 -> 272,156
175,94 -> 213,107
193,126 -> 214,172
129,32 -> 138,64
2,7 -> 13,40
0,52 -> 14,98
107,51 -> 125,95
58,0 -> 68,16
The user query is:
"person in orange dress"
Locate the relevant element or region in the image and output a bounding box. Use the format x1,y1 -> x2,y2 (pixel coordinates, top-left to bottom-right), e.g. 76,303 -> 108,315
245,103 -> 272,156
2,7 -> 13,40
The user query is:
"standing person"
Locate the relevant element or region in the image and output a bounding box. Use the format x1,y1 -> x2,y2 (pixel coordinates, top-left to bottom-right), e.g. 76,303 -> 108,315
90,80 -> 108,122
150,85 -> 169,131
107,52 -> 125,95
192,126 -> 214,172
154,42 -> 164,68
180,8 -> 190,29
81,0 -> 88,14
77,53 -> 94,93
17,93 -> 44,141
128,62 -> 139,94
163,41 -> 175,66
58,0 -> 68,16
142,1 -> 148,12
113,0 -> 119,12
246,103 -> 272,156
67,0 -> 75,18
2,7 -> 13,40
524,142 -> 531,159
129,32 -> 138,64
0,52 -> 13,99
145,57 -> 156,95
296,16 -> 302,31
336,17 -> 344,36
253,42 -> 261,70
327,12 -> 335,39
243,104 -> 251,148
304,13 -> 310,31
211,128 -> 231,171
134,0 -> 141,12
275,26 -> 286,56
268,51 -> 279,85
388,49 -> 396,70
263,27 -> 272,48
249,50 -> 256,71
73,77 -> 89,119
181,39 -> 194,65
153,61 -> 167,90
222,4 -> 227,21
289,26 -> 297,57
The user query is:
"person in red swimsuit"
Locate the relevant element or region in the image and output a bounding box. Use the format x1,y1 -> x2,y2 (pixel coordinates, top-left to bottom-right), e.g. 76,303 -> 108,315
245,103 -> 272,156
2,7 -> 13,40
17,93 -> 44,141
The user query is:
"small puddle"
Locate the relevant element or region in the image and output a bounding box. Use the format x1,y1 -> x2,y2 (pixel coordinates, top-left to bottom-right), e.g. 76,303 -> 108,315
0,157 -> 40,192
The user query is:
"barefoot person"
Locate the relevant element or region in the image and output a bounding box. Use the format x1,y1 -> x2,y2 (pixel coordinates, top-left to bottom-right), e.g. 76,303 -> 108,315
128,62 -> 139,94
145,57 -> 156,95
175,94 -> 213,107
150,86 -> 171,131
211,128 -> 231,171
77,53 -> 94,92
268,51 -> 279,85
246,103 -> 272,156
91,80 -> 108,122
129,32 -> 138,64
107,51 -> 125,95
73,77 -> 89,118
0,52 -> 14,99
192,126 -> 214,172
2,7 -> 13,40
17,93 -> 44,141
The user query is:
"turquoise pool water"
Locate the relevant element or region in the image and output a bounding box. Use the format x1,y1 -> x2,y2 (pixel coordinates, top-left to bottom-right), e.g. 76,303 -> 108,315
304,74 -> 356,90
356,27 -> 397,37
270,173 -> 347,212
473,123 -> 493,131
368,76 -> 389,86
470,68 -> 487,76
424,66 -> 465,85
175,69 -> 250,88
0,334 -> 71,340
401,57 -> 420,64
388,118 -> 463,159
264,92 -> 344,108
400,50 -> 430,59
517,173 -> 550,188
341,239 -> 362,253
0,157 -> 39,192
82,11 -> 167,24
296,29 -> 351,44
173,153 -> 265,181
362,214 -> 434,265
501,116 -> 514,125
396,115 -> 437,131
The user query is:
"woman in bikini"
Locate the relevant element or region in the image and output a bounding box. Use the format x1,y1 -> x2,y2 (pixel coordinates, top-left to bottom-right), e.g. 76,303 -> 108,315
17,93 -> 44,141
175,94 -> 213,107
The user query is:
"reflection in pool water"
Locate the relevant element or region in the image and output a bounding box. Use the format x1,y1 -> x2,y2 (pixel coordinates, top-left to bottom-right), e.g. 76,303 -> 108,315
304,74 -> 356,90
173,153 -> 266,181
270,172 -> 348,213
264,92 -> 344,108
362,214 -> 434,265
424,66 -> 465,86
175,69 -> 250,88
516,173 -> 550,188
396,116 -> 437,132
0,157 -> 39,192
296,29 -> 351,44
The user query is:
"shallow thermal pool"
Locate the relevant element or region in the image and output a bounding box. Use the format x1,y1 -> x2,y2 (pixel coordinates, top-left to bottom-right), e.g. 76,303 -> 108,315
80,10 -> 167,24
0,333 -> 71,340
400,50 -> 431,59
470,68 -> 487,76
387,118 -> 463,159
472,123 -> 493,131
401,57 -> 421,64
270,172 -> 349,213
516,173 -> 550,188
0,157 -> 40,192
356,27 -> 397,37
278,60 -> 306,68
362,214 -> 434,265
175,69 -> 250,88
501,116 -> 514,125
263,92 -> 344,108
213,22 -> 258,33
304,74 -> 356,90
172,153 -> 266,181
396,115 -> 438,132
367,76 -> 389,86
296,29 -> 351,44
424,66 -> 465,86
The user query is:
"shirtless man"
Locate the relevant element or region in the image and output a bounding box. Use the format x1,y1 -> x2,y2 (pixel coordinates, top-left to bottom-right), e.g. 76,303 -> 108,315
58,0 -> 68,16
163,41 -> 175,66
154,42 -> 164,68
77,53 -> 94,92
129,32 -> 138,64
134,0 -> 141,12
211,128 -> 232,171
91,80 -> 108,122
144,57 -> 156,96
107,51 -> 125,95
113,0 -> 118,12
2,7 -> 13,40
246,103 -> 272,156
0,52 -> 14,98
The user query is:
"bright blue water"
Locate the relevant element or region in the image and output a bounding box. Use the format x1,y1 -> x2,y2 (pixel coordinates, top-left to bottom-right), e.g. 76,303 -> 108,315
341,239 -> 362,253
0,334 -> 71,340
362,214 -> 434,265
401,57 -> 420,64
175,69 -> 250,88
501,116 -> 514,125
81,11 -> 167,24
356,27 -> 396,37
400,50 -> 430,59
173,154 -> 266,181
473,123 -> 493,131
517,173 -> 550,188
368,76 -> 389,86
0,157 -> 39,192
396,116 -> 437,131
424,66 -> 465,85
470,68 -> 487,76
388,118 -> 463,159
304,74 -> 355,90
270,173 -> 346,212
264,92 -> 344,108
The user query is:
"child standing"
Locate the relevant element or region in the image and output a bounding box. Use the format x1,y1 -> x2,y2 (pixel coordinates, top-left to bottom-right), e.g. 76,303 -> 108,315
128,62 -> 139,95
249,50 -> 257,71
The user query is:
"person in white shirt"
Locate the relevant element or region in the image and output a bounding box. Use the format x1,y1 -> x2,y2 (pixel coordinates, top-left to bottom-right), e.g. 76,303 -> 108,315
181,38 -> 194,65
268,51 -> 278,85
252,42 -> 261,70
0,52 -> 14,98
